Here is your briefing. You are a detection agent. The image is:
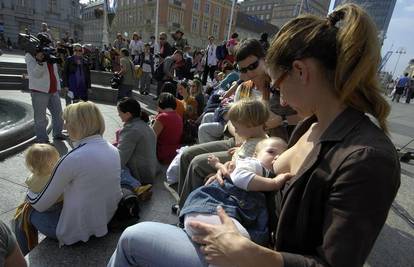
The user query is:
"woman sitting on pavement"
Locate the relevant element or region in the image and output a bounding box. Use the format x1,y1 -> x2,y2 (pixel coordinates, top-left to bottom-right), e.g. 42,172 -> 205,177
107,4 -> 400,266
116,97 -> 157,190
152,92 -> 184,164
190,79 -> 206,117
15,101 -> 122,252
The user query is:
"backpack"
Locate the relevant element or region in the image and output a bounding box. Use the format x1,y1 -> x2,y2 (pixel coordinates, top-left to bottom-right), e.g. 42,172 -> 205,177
153,61 -> 165,81
108,187 -> 140,231
134,65 -> 143,79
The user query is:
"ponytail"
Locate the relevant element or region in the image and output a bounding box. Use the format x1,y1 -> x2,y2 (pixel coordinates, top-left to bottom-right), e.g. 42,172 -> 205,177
333,4 -> 390,132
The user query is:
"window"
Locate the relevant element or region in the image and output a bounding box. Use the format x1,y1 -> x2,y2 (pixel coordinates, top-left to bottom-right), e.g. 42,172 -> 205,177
215,6 -> 220,17
48,0 -> 57,12
257,5 -> 260,11
194,0 -> 200,11
266,14 -> 270,19
247,6 -> 250,11
192,16 -> 198,32
252,6 -> 255,11
212,23 -> 218,36
260,14 -> 264,19
268,4 -> 272,10
205,2 -> 210,15
203,20 -> 209,33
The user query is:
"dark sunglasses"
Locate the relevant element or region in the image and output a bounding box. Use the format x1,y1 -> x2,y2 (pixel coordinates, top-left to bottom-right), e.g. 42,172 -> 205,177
237,60 -> 259,73
159,37 -> 166,40
74,49 -> 83,52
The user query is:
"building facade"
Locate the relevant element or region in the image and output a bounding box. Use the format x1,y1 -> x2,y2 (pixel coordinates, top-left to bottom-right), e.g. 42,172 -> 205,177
239,0 -> 276,23
108,0 -> 238,50
81,1 -> 104,47
240,0 -> 330,29
0,0 -> 82,46
235,12 -> 278,40
334,0 -> 396,44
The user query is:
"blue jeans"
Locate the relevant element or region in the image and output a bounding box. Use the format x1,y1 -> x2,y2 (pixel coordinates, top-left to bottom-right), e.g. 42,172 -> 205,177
15,203 -> 62,255
107,222 -> 208,267
120,168 -> 141,190
30,91 -> 64,142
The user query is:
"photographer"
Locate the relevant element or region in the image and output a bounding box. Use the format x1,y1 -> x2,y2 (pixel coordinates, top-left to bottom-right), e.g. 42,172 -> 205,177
25,47 -> 66,143
62,43 -> 91,103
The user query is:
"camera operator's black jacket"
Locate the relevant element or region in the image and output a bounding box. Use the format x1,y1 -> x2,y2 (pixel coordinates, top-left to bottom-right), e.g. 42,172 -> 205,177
62,56 -> 91,89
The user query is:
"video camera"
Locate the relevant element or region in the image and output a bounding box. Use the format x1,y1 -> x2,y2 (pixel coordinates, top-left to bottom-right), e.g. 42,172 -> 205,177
18,33 -> 61,64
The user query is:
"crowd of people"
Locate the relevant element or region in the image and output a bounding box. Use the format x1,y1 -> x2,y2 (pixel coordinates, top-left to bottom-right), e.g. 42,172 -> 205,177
0,4 -> 403,267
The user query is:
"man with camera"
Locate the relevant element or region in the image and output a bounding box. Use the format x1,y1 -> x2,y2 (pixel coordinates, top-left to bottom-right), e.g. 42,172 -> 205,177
25,45 -> 66,143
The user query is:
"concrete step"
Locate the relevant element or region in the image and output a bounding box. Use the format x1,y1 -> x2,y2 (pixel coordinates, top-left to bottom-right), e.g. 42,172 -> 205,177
0,61 -> 26,69
0,66 -> 26,75
0,74 -> 23,83
0,81 -> 24,90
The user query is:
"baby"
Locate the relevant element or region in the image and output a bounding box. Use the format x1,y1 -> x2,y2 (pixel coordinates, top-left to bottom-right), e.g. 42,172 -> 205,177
25,144 -> 63,203
180,137 -> 290,245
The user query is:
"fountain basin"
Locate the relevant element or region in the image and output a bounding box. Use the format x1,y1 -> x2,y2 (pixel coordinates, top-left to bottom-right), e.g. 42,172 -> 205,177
0,98 -> 35,155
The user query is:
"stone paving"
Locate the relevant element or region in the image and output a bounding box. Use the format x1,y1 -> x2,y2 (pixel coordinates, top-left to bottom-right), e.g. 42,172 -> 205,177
1,54 -> 414,266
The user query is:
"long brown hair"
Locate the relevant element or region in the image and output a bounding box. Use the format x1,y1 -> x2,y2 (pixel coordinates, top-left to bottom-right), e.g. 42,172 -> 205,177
266,3 -> 390,132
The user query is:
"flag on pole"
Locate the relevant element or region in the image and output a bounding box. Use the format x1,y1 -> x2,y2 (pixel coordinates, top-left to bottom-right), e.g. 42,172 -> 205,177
105,0 -> 118,26
105,0 -> 118,14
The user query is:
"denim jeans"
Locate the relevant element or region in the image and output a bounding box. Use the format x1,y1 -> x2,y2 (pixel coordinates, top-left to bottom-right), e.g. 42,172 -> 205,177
107,222 -> 208,267
120,168 -> 141,190
31,91 -> 64,142
140,72 -> 151,93
14,203 -> 62,255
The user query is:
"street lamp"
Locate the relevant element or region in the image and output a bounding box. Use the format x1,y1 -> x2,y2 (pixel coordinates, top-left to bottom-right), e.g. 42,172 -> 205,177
392,47 -> 407,79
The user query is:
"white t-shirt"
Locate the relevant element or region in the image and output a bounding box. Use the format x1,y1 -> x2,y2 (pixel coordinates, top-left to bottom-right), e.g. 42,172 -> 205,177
230,157 -> 272,191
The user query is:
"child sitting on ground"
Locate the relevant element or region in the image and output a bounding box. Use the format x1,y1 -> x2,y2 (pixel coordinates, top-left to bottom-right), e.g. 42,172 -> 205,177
180,137 -> 289,246
25,144 -> 63,203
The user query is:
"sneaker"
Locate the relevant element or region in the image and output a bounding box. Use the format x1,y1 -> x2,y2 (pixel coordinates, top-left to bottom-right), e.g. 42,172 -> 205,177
134,184 -> 153,201
152,96 -> 159,101
171,204 -> 180,215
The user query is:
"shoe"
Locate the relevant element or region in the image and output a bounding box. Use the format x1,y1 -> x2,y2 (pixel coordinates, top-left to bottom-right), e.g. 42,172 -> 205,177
171,204 -> 180,215
152,96 -> 159,101
134,184 -> 153,201
54,133 -> 69,140
143,91 -> 149,95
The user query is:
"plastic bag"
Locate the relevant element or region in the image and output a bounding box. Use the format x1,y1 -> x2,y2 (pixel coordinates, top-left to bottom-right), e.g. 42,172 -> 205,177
166,146 -> 188,185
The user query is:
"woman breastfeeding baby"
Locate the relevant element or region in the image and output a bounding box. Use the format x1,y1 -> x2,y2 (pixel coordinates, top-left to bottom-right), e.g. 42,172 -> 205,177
179,99 -> 292,246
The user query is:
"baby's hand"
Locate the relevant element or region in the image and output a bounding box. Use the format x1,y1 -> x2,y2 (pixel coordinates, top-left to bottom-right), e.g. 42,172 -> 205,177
207,155 -> 220,168
271,173 -> 293,190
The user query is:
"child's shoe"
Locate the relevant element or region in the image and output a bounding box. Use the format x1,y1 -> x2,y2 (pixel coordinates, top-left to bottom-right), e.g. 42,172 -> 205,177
134,184 -> 153,201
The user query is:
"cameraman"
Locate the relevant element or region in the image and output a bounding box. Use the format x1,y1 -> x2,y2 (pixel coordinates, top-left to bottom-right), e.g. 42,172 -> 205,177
25,49 -> 66,143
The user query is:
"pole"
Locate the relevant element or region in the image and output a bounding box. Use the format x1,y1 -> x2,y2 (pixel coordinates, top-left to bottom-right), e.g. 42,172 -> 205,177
298,0 -> 304,15
155,0 -> 160,41
392,48 -> 406,79
102,0 -> 109,49
227,0 -> 236,41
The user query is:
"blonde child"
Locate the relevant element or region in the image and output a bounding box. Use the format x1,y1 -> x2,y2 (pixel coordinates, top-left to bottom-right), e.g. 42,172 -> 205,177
179,99 -> 292,246
25,144 -> 62,203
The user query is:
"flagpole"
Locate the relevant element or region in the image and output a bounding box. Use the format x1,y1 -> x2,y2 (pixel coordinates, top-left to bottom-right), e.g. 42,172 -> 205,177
102,0 -> 109,49
155,0 -> 160,42
227,0 -> 236,41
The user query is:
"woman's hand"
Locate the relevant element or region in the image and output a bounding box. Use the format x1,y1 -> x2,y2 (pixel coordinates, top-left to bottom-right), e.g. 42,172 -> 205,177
190,206 -> 253,266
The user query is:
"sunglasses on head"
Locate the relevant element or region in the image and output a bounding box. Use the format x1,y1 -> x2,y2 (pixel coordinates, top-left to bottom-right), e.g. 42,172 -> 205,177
237,60 -> 259,73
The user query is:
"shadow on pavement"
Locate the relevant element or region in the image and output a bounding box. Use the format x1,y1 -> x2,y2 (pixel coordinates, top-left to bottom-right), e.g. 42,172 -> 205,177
366,224 -> 414,267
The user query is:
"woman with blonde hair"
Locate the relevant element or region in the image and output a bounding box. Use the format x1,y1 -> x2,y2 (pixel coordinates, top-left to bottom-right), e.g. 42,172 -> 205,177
16,101 -> 122,253
108,4 -> 400,266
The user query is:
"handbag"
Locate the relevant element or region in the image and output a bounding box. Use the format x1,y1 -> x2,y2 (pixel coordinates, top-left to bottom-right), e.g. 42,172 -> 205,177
110,73 -> 123,89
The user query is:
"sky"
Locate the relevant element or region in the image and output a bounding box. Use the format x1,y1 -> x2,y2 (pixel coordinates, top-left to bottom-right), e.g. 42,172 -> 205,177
80,0 -> 413,77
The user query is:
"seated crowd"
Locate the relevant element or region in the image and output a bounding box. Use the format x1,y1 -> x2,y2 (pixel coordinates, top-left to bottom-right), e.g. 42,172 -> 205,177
1,4 -> 402,267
